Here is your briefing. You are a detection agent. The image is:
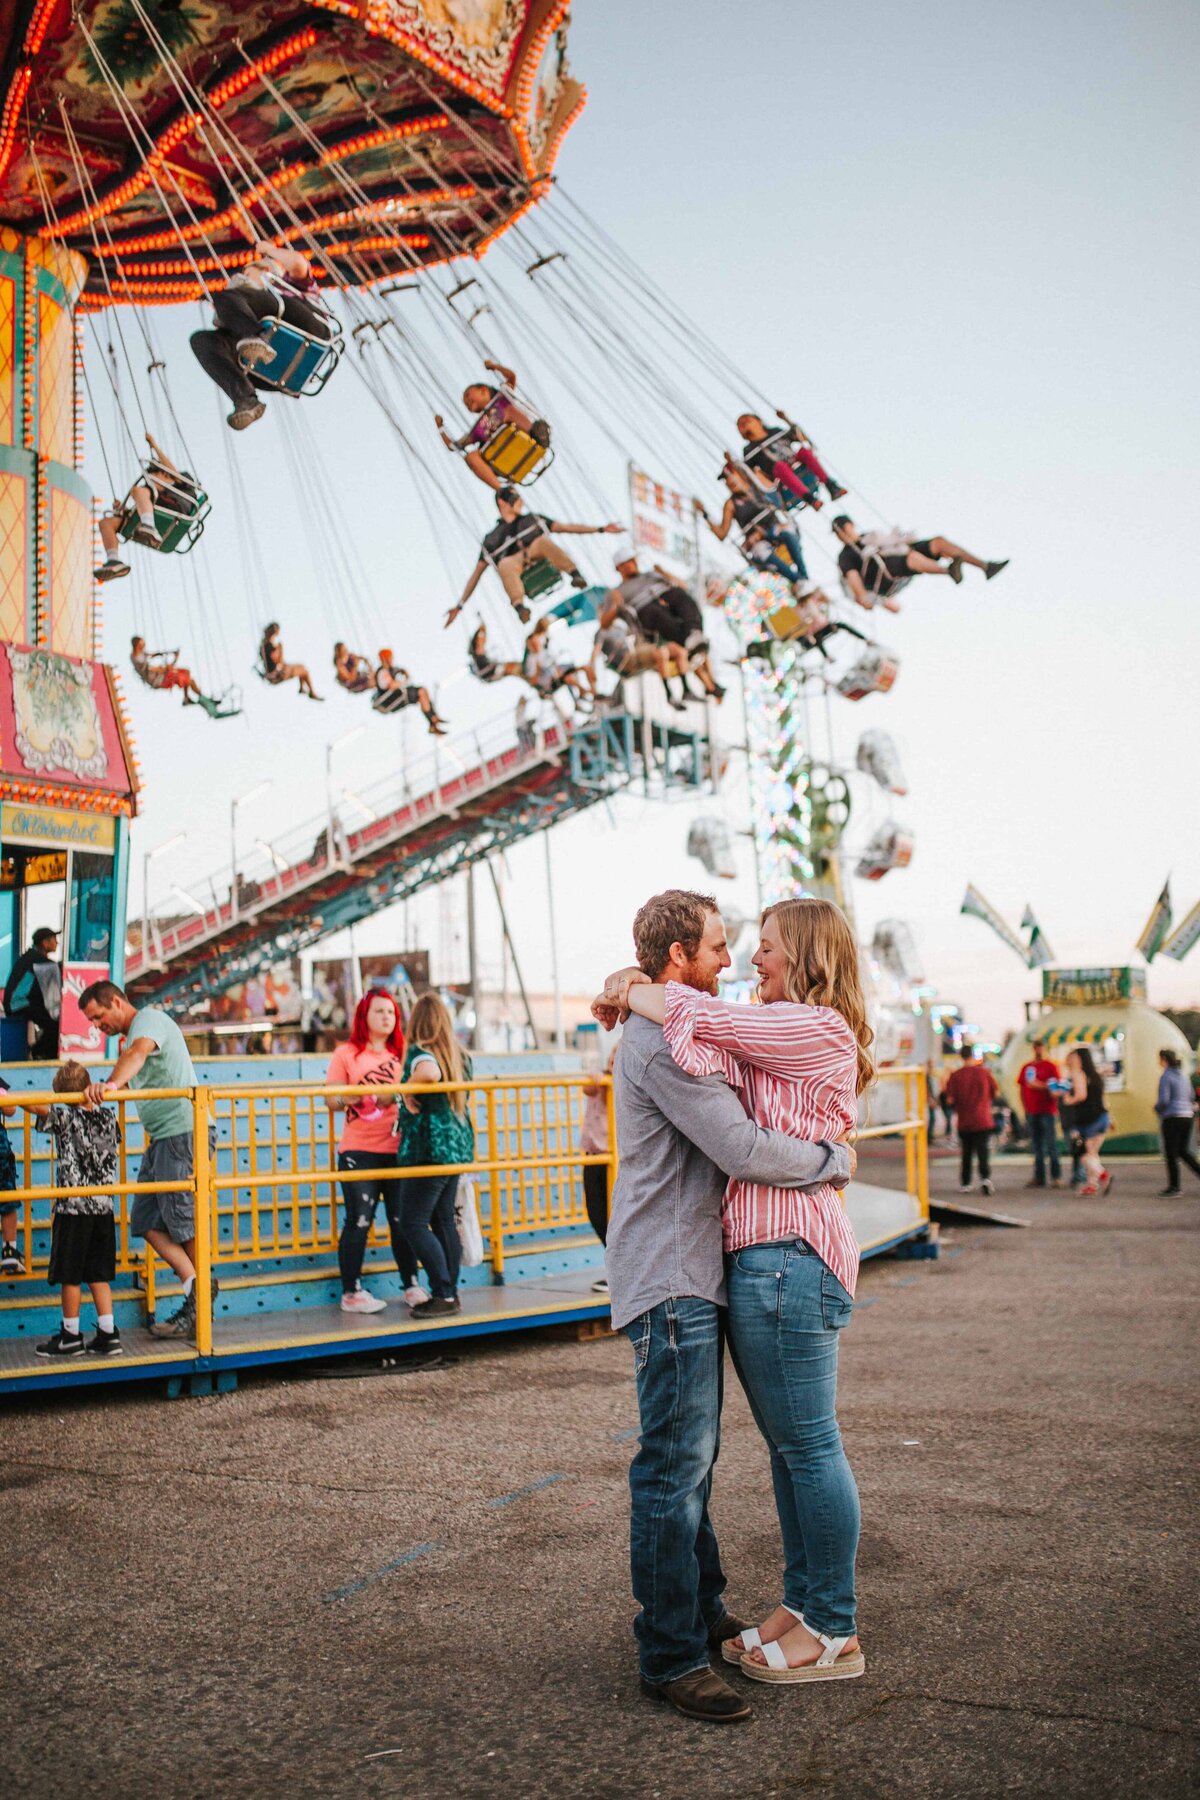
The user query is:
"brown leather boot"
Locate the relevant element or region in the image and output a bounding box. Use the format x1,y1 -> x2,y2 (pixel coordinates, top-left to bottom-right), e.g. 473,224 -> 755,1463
707,1612 -> 751,1652
640,1666 -> 752,1722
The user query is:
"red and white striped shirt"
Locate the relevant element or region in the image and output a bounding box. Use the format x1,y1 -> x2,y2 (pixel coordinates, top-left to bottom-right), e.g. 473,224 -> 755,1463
663,983 -> 861,1297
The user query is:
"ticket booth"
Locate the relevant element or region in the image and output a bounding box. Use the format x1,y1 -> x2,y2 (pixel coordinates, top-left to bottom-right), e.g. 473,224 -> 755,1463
0,649 -> 137,1061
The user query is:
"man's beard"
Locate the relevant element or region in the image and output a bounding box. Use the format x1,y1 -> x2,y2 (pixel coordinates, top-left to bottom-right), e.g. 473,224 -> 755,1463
678,957 -> 719,997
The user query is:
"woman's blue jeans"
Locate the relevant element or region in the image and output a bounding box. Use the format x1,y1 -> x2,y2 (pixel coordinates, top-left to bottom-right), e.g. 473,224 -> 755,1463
727,1240 -> 860,1638
400,1173 -> 461,1299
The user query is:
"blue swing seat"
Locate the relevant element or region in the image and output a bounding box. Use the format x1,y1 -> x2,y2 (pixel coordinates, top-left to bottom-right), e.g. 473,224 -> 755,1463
253,314 -> 344,397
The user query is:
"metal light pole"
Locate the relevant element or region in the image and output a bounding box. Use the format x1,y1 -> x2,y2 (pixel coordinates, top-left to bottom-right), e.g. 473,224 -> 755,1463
543,831 -> 565,1051
142,832 -> 186,967
325,726 -> 366,869
230,780 -> 272,923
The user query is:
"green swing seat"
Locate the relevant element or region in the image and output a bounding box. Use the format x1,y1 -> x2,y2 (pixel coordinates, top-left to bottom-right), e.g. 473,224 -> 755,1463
520,559 -> 563,601
117,465 -> 210,555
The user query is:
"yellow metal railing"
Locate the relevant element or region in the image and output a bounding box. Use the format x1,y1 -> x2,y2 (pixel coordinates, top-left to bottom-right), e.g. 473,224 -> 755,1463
857,1065 -> 929,1222
1,1076 -> 617,1355
1,1064 -> 927,1359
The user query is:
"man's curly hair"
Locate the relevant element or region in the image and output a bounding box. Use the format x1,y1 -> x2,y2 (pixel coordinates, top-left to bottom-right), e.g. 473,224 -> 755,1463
632,889 -> 718,979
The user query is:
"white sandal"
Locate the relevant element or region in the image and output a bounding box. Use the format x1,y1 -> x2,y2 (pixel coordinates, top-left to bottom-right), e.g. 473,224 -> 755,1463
740,1614 -> 865,1684
721,1603 -> 804,1665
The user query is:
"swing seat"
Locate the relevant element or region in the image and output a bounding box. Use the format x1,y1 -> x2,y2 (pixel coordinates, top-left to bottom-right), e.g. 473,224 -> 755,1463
197,688 -> 242,720
780,483 -> 820,514
836,646 -> 900,701
855,822 -> 914,882
520,558 -> 564,601
371,683 -> 416,716
546,587 -> 603,626
479,421 -> 552,485
252,315 -> 344,397
117,476 -> 210,555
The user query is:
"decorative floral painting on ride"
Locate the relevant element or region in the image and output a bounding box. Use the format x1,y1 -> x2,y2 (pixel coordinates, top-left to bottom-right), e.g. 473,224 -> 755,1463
6,649 -> 108,781
391,1 -> 527,89
525,23 -> 570,162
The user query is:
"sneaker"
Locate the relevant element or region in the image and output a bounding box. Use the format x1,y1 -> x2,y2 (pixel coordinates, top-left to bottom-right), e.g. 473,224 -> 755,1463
340,1287 -> 387,1314
36,1327 -> 85,1358
403,1283 -> 426,1307
1079,1184 -> 1098,1197
131,519 -> 163,549
1050,1177 -> 1065,1189
985,559 -> 1009,580
148,1289 -> 197,1339
529,418 -> 552,447
1159,1187 -> 1183,1198
569,570 -> 588,590
1024,1178 -> 1046,1189
981,1178 -> 996,1196
667,697 -> 687,712
826,482 -> 848,500
237,336 -> 275,369
95,558 -> 130,582
411,1295 -> 460,1317
590,1276 -> 609,1294
1098,1169 -> 1113,1194
956,1183 -> 974,1194
88,1327 -> 124,1357
947,558 -> 965,585
0,1243 -> 24,1274
228,401 -> 266,431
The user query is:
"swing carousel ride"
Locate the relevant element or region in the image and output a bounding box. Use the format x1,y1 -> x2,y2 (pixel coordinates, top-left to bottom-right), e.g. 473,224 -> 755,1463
0,0 -> 976,1024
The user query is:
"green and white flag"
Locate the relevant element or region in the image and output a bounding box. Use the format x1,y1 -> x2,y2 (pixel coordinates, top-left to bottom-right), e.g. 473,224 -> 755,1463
1021,905 -> 1055,965
1135,878 -> 1173,963
1162,897 -> 1200,964
961,884 -> 1030,966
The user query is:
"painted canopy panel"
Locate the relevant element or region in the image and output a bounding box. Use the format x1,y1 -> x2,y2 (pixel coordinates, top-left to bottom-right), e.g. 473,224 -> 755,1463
0,1 -> 584,300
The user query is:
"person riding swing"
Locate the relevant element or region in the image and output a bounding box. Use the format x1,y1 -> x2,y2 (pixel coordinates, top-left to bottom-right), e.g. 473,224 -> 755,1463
258,623 -> 322,700
435,360 -> 552,491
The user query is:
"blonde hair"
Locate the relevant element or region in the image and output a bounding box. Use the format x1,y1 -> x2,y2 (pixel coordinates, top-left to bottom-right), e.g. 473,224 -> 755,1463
760,898 -> 874,1093
408,993 -> 468,1116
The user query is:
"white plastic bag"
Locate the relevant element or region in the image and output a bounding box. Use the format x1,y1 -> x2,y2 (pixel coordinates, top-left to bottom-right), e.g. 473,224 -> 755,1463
455,1178 -> 484,1268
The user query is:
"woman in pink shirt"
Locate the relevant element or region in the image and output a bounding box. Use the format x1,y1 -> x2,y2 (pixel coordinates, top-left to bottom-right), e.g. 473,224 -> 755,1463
324,990 -> 421,1316
612,898 -> 873,1685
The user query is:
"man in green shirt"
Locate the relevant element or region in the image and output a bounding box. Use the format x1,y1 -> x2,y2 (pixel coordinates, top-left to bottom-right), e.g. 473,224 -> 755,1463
81,980 -> 216,1341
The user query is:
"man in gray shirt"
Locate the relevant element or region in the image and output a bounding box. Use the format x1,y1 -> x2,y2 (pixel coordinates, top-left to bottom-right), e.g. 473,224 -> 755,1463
594,890 -> 852,1724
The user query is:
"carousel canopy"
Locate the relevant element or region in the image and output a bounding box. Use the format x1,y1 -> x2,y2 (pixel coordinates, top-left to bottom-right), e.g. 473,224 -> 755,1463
0,0 -> 584,303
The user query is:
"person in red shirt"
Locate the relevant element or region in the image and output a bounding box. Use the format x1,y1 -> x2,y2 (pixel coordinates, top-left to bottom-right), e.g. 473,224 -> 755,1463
324,989 -> 420,1315
943,1044 -> 1000,1195
1017,1036 -> 1063,1189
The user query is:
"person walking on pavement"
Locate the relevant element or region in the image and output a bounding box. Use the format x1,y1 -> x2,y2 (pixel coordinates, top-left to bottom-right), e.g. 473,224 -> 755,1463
80,980 -> 216,1340
943,1044 -> 999,1195
591,889 -> 854,1724
1017,1037 -> 1063,1189
1155,1049 -> 1200,1197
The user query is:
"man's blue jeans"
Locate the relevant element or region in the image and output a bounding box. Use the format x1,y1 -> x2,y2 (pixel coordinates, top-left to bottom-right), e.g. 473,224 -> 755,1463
1027,1113 -> 1060,1182
727,1240 -> 860,1639
624,1296 -> 727,1684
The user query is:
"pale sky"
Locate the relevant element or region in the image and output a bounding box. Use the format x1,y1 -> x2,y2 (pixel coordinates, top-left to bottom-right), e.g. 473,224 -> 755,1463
98,0 -> 1200,1034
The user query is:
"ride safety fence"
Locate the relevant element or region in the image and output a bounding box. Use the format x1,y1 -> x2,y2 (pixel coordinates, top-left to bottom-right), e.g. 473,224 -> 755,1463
0,1067 -> 929,1383
0,1072 -> 618,1356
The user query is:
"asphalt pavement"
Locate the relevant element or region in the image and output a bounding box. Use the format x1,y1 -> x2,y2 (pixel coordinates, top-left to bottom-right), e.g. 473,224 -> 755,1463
4,1152 -> 1197,1799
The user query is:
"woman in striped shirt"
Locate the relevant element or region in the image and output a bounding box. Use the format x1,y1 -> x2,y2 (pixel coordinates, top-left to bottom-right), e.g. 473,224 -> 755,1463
613,897 -> 873,1685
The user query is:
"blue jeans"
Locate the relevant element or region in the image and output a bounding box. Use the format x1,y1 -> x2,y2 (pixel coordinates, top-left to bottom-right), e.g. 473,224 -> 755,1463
625,1297 -> 728,1683
1027,1113 -> 1060,1182
400,1173 -> 461,1299
727,1241 -> 860,1638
